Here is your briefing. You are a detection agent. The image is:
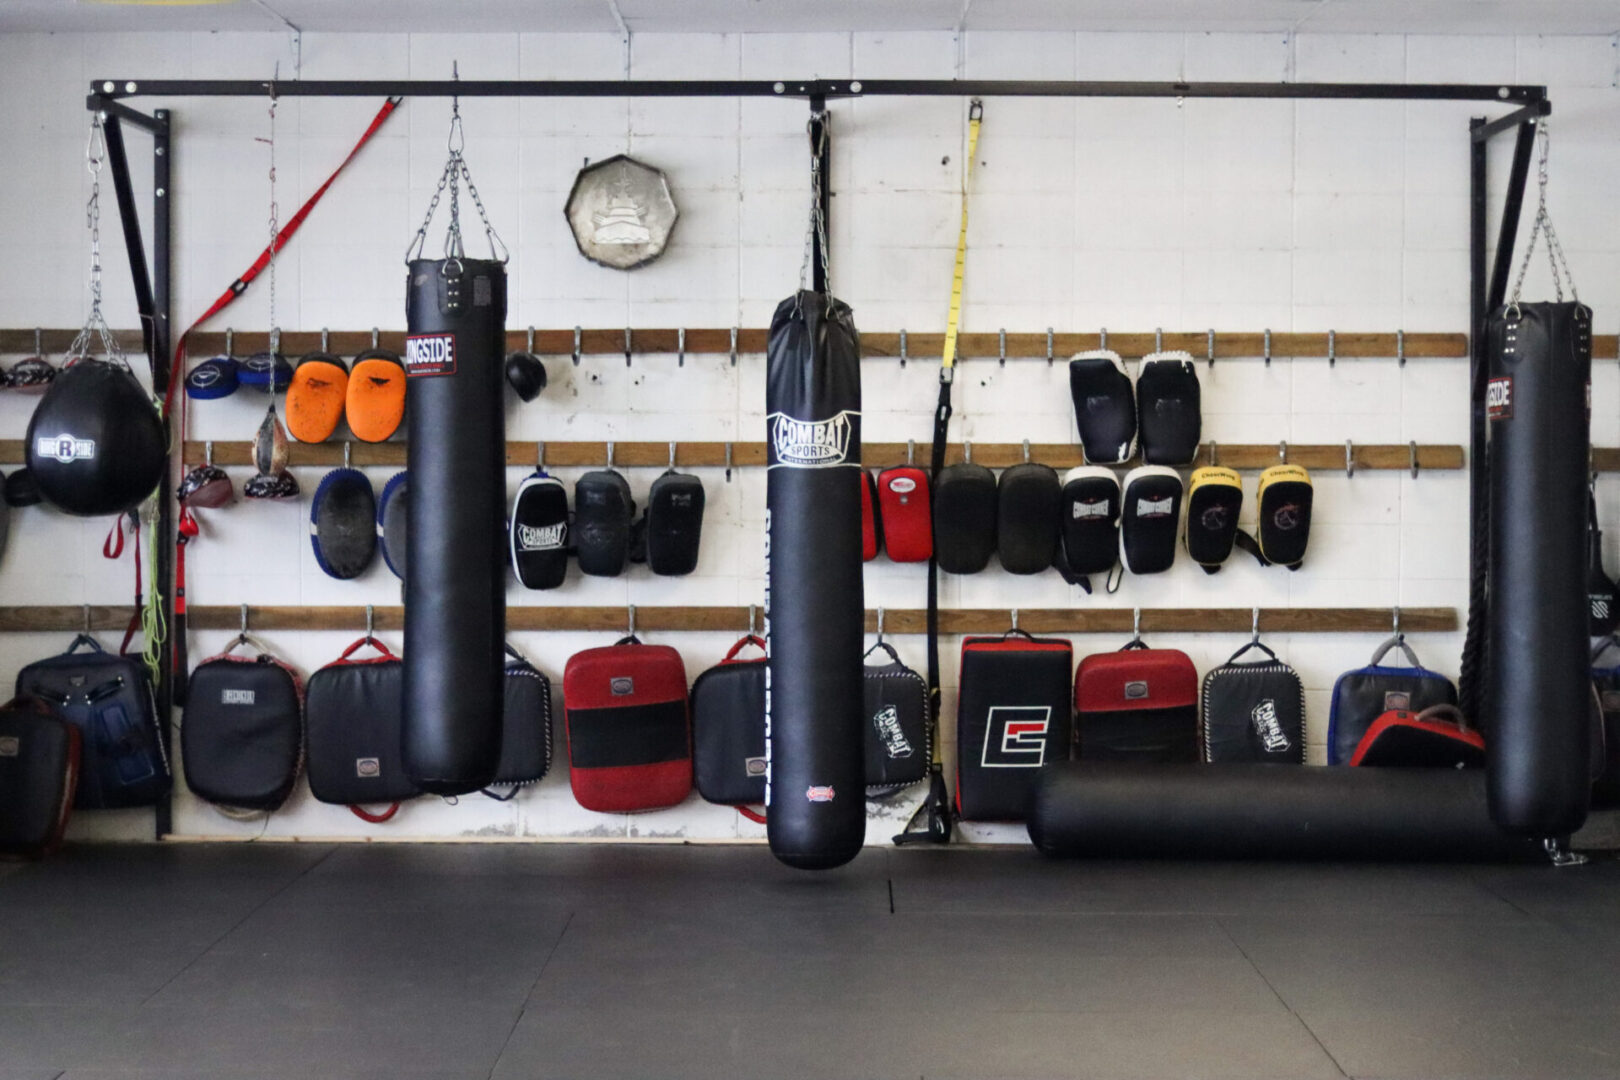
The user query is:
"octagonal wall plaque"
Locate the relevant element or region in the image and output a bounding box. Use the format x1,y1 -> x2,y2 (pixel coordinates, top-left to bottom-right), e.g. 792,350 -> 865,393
564,154 -> 678,271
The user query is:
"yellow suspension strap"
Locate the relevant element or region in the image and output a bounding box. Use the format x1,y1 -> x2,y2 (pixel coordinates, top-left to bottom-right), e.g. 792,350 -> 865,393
896,99 -> 982,847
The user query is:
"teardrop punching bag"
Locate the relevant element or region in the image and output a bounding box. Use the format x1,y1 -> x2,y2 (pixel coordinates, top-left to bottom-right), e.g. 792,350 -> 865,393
26,360 -> 164,517
765,292 -> 866,870
402,258 -> 506,795
1485,300 -> 1593,836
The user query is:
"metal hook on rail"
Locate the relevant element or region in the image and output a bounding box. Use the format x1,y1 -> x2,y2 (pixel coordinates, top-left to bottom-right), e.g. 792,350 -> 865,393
1131,607 -> 1142,645
1396,328 -> 1406,367
1251,606 -> 1261,646
1154,327 -> 1163,353
572,326 -> 581,367
899,328 -> 908,368
724,442 -> 733,482
998,328 -> 1007,367
1207,328 -> 1216,369
1345,439 -> 1355,478
1279,440 -> 1288,465
876,606 -> 886,644
730,326 -> 738,367
1410,441 -> 1419,479
1263,328 -> 1272,367
365,604 -> 376,643
1327,329 -> 1336,368
624,326 -> 633,367
626,603 -> 636,639
748,604 -> 757,637
1046,327 -> 1055,366
677,327 -> 685,368
605,441 -> 615,469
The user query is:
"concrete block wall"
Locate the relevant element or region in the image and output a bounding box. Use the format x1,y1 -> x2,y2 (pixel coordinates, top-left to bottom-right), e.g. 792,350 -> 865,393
0,27 -> 1615,843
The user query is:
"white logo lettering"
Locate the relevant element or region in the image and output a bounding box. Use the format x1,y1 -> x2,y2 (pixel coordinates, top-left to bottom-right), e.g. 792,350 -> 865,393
1251,698 -> 1291,753
1072,498 -> 1111,520
768,411 -> 856,468
871,705 -> 915,760
518,522 -> 567,552
0,736 -> 18,757
35,434 -> 96,464
404,333 -> 456,376
1136,496 -> 1174,518
355,757 -> 381,778
981,706 -> 1050,767
221,689 -> 256,706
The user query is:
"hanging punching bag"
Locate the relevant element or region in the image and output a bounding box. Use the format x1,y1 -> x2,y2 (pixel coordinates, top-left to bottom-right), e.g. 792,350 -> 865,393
402,257 -> 507,795
26,360 -> 164,517
1485,299 -> 1593,837
765,291 -> 866,870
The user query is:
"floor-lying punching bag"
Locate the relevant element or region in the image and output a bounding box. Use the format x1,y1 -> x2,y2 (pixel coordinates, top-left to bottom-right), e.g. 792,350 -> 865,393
402,258 -> 507,795
1486,300 -> 1593,837
765,291 -> 866,870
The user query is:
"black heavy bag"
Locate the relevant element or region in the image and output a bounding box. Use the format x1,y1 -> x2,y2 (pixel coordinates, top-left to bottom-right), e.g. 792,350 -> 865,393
765,292 -> 865,870
26,360 -> 165,517
402,258 -> 507,795
1485,301 -> 1592,837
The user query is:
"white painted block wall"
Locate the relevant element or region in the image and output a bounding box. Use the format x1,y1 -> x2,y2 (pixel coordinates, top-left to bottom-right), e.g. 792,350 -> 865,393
0,27 -> 1616,844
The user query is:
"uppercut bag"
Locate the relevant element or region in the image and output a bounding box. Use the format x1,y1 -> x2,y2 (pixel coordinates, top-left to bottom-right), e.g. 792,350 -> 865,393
1199,639 -> 1305,764
877,465 -> 931,563
0,696 -> 81,859
26,359 -> 165,517
644,469 -> 706,576
304,636 -> 415,819
932,460 -> 997,574
182,640 -> 304,812
377,470 -> 408,579
16,634 -> 167,810
1184,466 -> 1243,573
484,645 -> 552,797
284,352 -> 349,444
1350,704 -> 1485,768
862,641 -> 929,797
1135,351 -> 1202,466
1120,466 -> 1183,575
574,468 -> 634,577
997,462 -> 1061,574
309,467 -> 377,580
1068,350 -> 1135,464
1328,636 -> 1457,765
1075,639 -> 1198,762
691,634 -> 769,807
956,633 -> 1073,821
860,469 -> 881,561
510,469 -> 569,590
346,346 -> 407,443
1059,466 -> 1121,579
1236,464 -> 1312,569
564,636 -> 692,812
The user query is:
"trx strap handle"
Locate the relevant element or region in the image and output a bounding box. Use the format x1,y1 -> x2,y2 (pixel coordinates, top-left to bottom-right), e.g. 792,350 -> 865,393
897,100 -> 981,847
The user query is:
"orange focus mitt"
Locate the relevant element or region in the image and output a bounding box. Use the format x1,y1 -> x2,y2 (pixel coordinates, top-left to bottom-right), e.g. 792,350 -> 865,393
285,352 -> 349,443
347,347 -> 407,443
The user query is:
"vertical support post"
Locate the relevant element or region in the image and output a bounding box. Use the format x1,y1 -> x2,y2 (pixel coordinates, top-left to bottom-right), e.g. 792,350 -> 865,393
1487,118 -> 1539,311
100,113 -> 157,364
1460,116 -> 1490,721
808,94 -> 830,295
151,109 -> 173,839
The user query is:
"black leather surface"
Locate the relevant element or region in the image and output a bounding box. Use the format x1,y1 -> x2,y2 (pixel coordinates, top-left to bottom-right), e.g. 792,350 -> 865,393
646,471 -> 705,576
25,360 -> 165,517
182,656 -> 303,810
933,462 -> 997,574
996,463 -> 1060,574
574,469 -> 634,577
403,258 -> 506,795
306,657 -> 416,805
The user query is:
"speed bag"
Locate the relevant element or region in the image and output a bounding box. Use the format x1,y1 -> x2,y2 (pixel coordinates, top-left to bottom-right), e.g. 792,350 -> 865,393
956,634 -> 1073,822
1199,642 -> 1305,764
16,635 -> 168,810
1135,352 -> 1202,466
510,470 -> 569,590
691,636 -> 769,807
182,649 -> 304,811
1327,636 -> 1457,766
764,291 -> 866,870
1185,466 -> 1243,573
25,359 -> 165,517
1236,465 -> 1312,569
998,463 -> 1061,574
574,469 -> 635,577
404,257 -> 507,797
1060,466 -> 1121,578
0,697 -> 80,859
1075,642 -> 1198,762
1120,466 -> 1183,575
564,638 -> 692,812
860,469 -> 881,561
933,461 -> 997,573
489,648 -> 552,792
1485,299 -> 1594,840
862,641 -> 929,797
304,638 -> 417,813
1068,350 -> 1135,464
309,468 -> 377,580
1351,704 -> 1485,769
877,466 -> 931,563
645,469 -> 706,576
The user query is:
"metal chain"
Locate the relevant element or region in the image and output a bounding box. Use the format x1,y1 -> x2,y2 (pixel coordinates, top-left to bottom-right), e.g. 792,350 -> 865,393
798,111 -> 832,305
405,73 -> 508,266
66,113 -> 127,370
264,87 -> 280,356
1509,120 -> 1578,309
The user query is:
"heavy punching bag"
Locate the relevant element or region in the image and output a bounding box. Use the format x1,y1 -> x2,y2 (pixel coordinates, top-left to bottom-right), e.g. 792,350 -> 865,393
402,257 -> 506,795
1485,299 -> 1593,837
765,291 -> 866,870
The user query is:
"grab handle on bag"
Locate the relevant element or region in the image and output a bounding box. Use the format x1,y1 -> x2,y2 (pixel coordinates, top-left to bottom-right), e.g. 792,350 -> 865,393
1415,703 -> 1471,732
1367,635 -> 1422,669
724,635 -> 767,662
339,635 -> 398,662
1224,640 -> 1278,665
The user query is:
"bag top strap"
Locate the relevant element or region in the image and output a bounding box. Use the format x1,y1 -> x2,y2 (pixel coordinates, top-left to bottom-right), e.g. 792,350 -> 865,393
614,633 -> 642,647
65,632 -> 106,655
1224,640 -> 1278,665
863,640 -> 903,666
1414,703 -> 1470,732
338,635 -> 397,663
1367,634 -> 1422,669
725,635 -> 767,662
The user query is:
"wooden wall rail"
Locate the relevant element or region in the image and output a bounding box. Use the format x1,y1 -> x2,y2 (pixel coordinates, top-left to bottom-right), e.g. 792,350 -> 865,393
175,605 -> 1454,635
171,440 -> 1466,472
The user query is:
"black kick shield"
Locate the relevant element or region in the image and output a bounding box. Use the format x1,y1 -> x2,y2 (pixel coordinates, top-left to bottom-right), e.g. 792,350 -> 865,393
402,258 -> 507,795
1485,300 -> 1593,837
765,292 -> 866,870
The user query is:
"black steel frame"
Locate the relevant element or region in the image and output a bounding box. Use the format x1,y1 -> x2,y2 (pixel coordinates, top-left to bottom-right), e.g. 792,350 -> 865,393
84,77 -> 1546,839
